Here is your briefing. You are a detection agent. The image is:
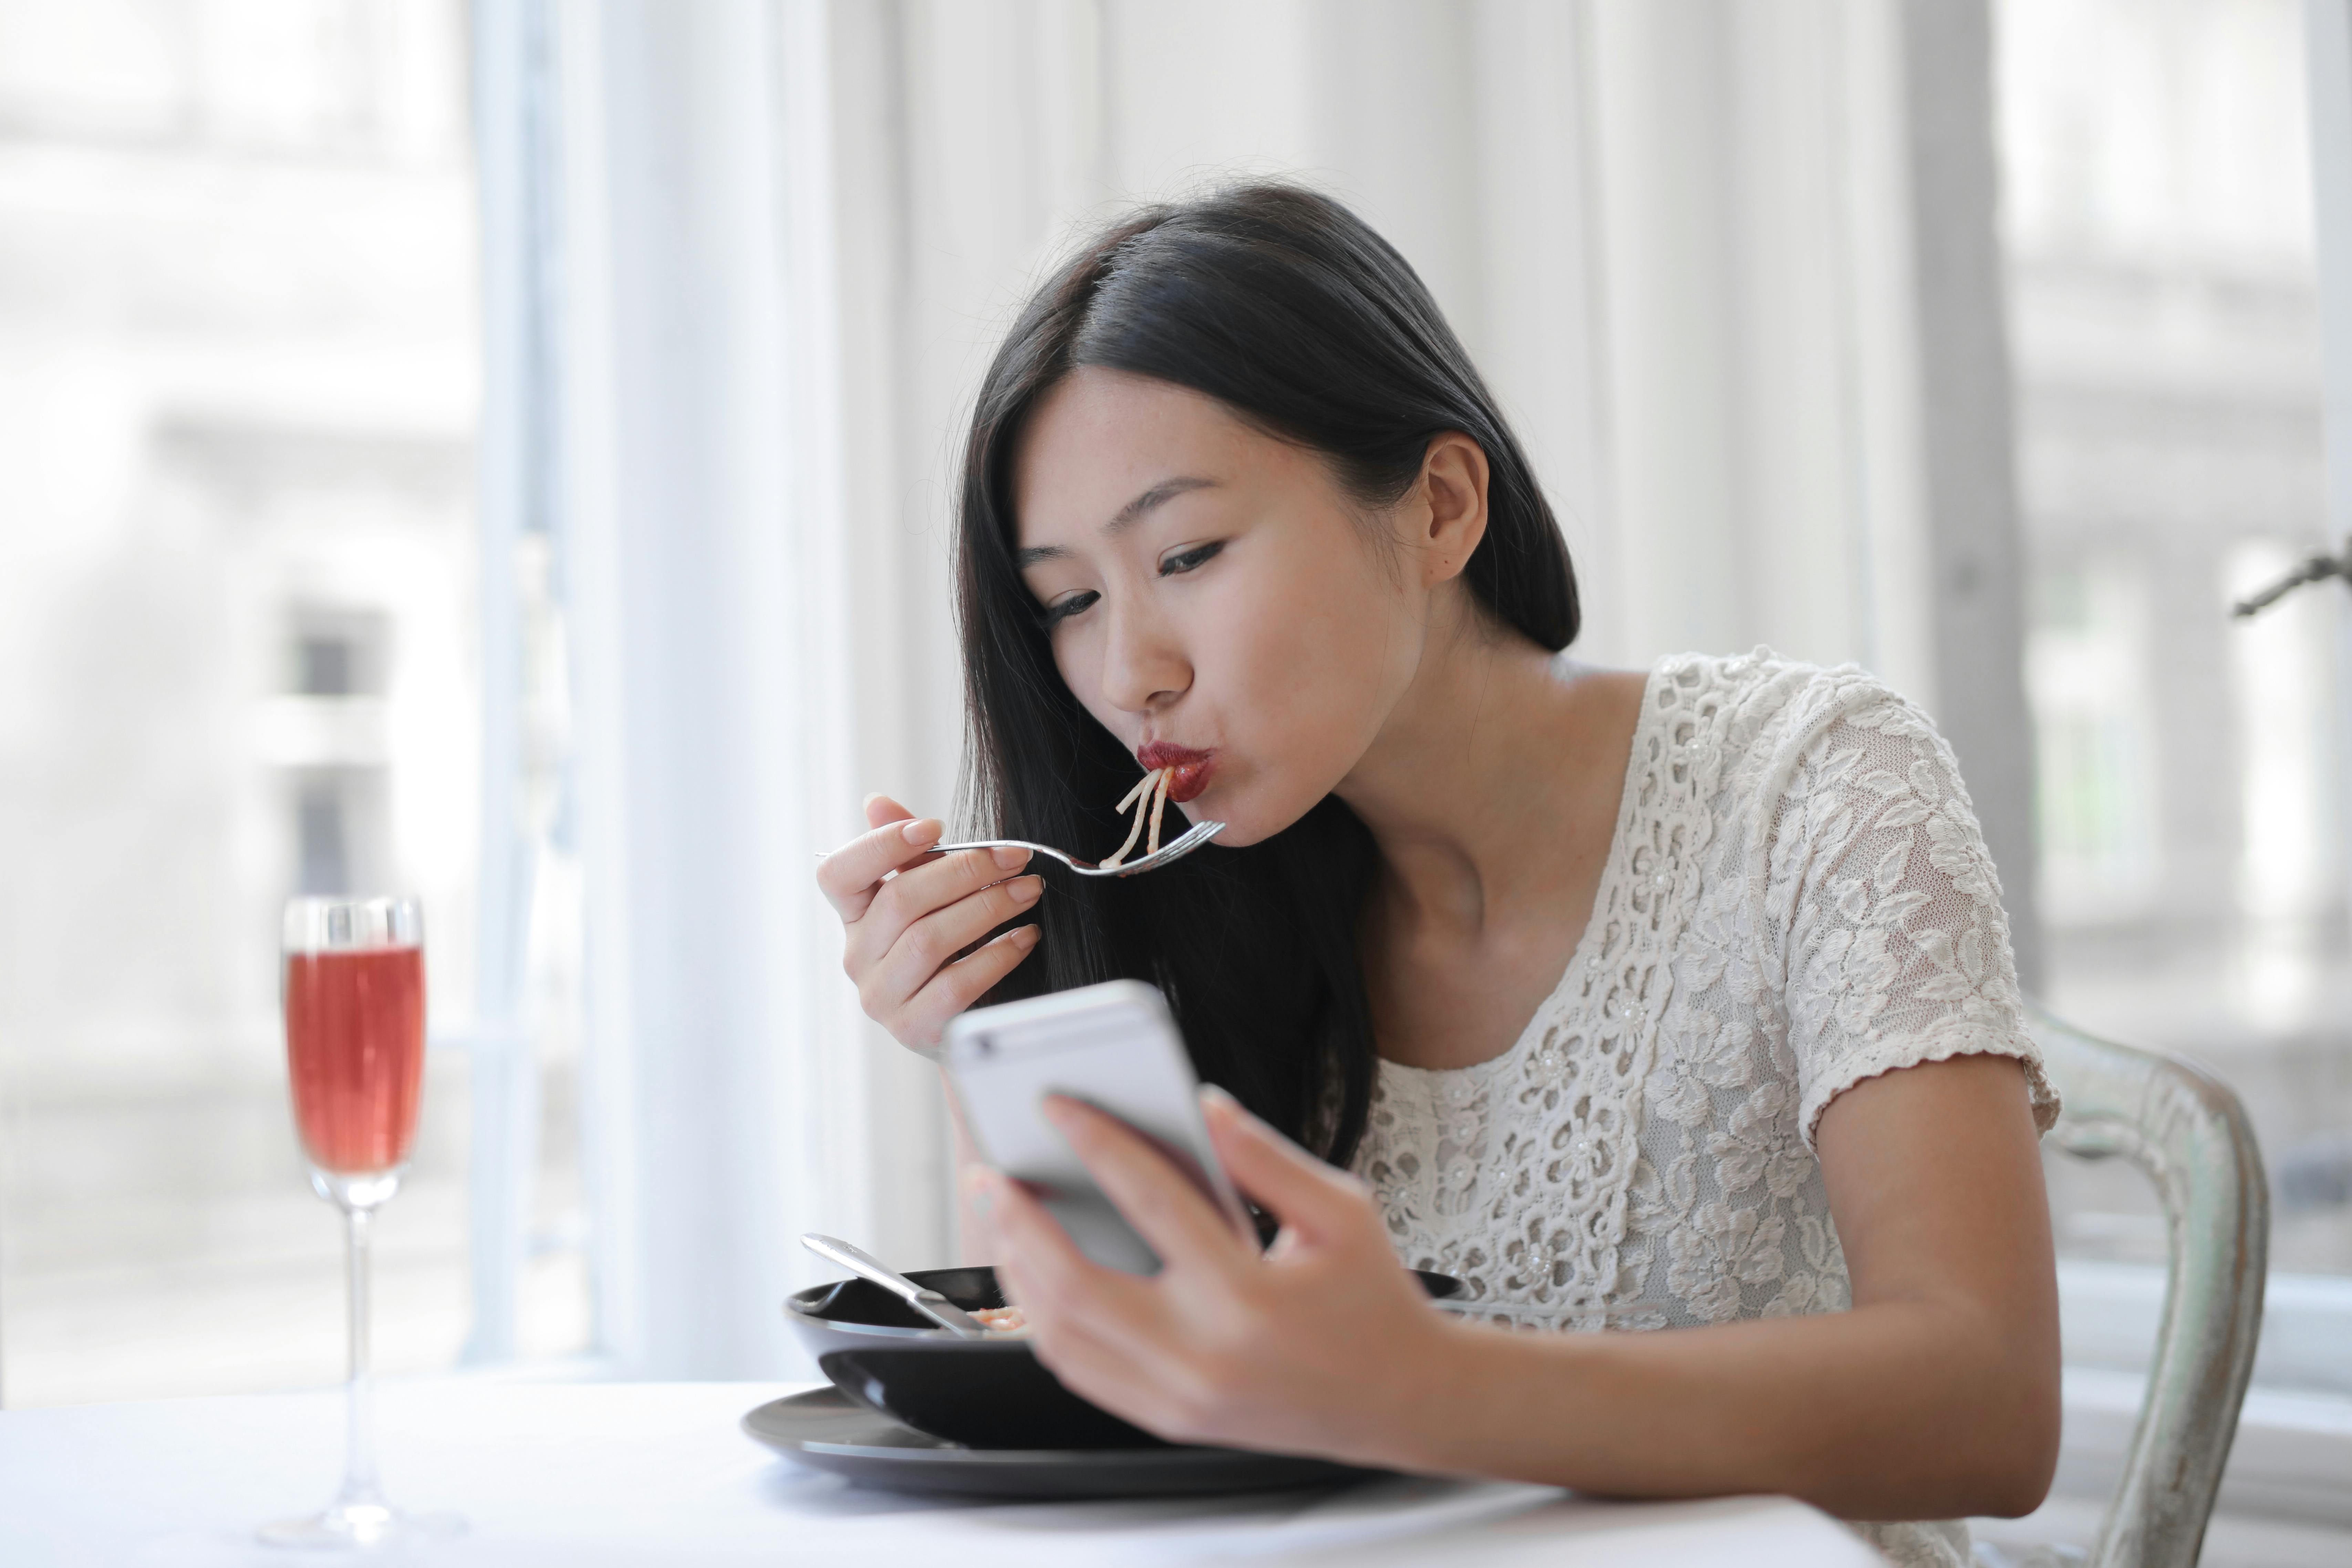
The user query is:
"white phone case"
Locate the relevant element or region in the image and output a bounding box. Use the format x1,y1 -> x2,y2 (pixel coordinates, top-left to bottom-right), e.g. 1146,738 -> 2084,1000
944,979 -> 1247,1276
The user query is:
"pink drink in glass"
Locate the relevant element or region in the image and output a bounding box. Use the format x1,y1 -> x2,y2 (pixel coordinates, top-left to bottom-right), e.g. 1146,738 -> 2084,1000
285,945 -> 426,1176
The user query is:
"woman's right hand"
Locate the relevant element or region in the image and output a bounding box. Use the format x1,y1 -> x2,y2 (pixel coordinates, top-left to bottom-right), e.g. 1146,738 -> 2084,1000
818,793 -> 1043,1051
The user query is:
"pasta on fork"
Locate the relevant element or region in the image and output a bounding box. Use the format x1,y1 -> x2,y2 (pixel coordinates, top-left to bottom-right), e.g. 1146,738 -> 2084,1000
1100,767 -> 1175,869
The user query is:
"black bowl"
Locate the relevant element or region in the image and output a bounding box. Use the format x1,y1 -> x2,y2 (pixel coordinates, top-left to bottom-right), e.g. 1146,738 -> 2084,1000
784,1264 -> 1462,1451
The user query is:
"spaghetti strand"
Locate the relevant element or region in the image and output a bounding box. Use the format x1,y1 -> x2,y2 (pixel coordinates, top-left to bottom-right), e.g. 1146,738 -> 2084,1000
1146,765 -> 1171,857
1099,766 -> 1163,869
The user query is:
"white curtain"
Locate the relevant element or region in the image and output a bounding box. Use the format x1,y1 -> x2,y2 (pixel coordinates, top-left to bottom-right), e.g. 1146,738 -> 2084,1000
524,0 -> 2030,1378
549,0 -> 904,1379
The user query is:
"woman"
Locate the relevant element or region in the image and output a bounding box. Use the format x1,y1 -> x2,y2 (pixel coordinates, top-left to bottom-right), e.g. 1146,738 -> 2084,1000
817,183 -> 2060,1567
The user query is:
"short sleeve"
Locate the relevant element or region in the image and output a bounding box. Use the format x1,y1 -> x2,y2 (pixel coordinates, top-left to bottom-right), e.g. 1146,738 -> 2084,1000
1756,685 -> 2060,1148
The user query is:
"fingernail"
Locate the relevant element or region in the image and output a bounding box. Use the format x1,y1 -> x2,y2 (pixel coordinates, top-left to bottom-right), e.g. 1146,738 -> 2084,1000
961,1167 -> 997,1213
902,819 -> 942,845
1012,925 -> 1041,948
991,844 -> 1029,871
1199,1083 -> 1238,1111
1009,876 -> 1042,905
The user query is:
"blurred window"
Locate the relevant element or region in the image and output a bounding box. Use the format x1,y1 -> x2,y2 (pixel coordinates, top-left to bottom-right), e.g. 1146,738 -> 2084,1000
1998,0 -> 2352,1390
0,0 -> 585,1405
2027,561 -> 2162,919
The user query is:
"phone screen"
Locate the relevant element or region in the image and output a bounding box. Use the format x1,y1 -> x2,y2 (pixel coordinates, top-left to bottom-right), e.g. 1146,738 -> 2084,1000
944,980 -> 1246,1275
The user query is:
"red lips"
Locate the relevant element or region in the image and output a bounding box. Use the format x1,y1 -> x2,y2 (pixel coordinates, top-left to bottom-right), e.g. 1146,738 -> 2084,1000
1137,742 -> 1216,802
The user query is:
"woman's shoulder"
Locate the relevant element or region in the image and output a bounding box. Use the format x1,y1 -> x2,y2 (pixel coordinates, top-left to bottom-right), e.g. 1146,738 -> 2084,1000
1643,647 -> 1940,782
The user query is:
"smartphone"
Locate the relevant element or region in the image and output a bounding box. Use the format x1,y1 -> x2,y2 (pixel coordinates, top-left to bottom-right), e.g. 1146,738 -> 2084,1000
943,979 -> 1249,1276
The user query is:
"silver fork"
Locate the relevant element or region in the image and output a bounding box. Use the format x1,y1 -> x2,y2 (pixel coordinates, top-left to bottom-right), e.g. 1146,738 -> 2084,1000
933,818 -> 1225,878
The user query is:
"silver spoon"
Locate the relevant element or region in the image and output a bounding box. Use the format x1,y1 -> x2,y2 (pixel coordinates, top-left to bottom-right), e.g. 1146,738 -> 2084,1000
800,1233 -> 988,1338
931,818 -> 1225,879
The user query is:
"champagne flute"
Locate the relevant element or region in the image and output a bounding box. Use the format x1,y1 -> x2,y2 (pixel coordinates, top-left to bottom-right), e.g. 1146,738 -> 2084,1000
262,896 -> 458,1548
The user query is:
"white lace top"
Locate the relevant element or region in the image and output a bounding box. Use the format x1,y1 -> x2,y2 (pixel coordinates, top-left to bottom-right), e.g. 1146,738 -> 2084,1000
1353,652 -> 2060,1568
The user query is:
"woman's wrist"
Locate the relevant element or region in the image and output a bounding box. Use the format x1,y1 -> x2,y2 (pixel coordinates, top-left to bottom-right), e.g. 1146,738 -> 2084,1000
1339,1309 -> 1524,1476
1361,1310 -> 1617,1486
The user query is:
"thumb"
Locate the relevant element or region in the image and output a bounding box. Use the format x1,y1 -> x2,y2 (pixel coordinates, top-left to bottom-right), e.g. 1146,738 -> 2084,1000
865,793 -> 915,830
1201,1086 -> 1369,1246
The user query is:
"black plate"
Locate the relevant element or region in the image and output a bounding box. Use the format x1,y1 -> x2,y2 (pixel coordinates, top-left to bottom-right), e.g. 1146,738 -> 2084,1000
784,1265 -> 1462,1451
742,1385 -> 1381,1498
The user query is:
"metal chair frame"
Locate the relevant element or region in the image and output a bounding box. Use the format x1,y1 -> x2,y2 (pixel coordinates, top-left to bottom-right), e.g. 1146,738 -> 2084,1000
2026,1007 -> 2270,1568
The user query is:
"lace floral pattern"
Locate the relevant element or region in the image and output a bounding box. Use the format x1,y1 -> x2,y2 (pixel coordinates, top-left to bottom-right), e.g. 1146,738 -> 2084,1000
1352,652 -> 2059,1568
1357,652 -> 1730,1328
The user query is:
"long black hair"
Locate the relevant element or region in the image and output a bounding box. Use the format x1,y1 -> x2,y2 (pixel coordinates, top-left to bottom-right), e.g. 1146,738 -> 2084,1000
955,182 -> 1578,1166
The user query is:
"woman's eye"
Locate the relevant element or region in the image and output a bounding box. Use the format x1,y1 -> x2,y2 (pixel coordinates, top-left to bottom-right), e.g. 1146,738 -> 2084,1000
1043,589 -> 1100,627
1159,541 -> 1224,576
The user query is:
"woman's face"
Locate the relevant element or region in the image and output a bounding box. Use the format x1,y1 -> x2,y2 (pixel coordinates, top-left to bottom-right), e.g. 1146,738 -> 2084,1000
1012,367 -> 1443,847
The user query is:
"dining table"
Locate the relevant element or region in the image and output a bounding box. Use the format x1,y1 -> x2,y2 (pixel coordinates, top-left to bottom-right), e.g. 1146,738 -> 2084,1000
0,1379 -> 1883,1566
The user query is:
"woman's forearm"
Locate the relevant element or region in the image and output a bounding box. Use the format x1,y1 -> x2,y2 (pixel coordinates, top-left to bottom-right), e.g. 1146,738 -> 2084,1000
1371,1297 -> 2058,1521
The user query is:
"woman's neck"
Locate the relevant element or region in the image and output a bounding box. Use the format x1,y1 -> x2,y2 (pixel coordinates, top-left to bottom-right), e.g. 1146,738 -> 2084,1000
1337,615 -> 1624,933
1335,596 -> 1644,1071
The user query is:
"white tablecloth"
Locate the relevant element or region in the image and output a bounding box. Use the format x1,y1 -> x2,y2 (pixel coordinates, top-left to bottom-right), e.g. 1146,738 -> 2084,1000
0,1381 -> 1880,1566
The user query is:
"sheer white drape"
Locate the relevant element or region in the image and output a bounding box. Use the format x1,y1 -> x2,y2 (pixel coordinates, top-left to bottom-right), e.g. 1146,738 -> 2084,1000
502,0 -> 2028,1378
546,0 -> 915,1378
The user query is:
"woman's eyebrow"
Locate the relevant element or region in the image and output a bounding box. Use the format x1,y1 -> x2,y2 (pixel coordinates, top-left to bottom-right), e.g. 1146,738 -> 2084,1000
1106,475 -> 1215,534
1016,476 -> 1217,568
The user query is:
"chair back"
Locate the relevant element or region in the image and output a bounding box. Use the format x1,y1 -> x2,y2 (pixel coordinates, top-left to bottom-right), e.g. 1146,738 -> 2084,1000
2029,1007 -> 2269,1568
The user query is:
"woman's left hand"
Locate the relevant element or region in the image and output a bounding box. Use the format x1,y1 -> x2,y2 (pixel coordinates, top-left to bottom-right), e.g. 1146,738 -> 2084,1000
970,1086 -> 1457,1464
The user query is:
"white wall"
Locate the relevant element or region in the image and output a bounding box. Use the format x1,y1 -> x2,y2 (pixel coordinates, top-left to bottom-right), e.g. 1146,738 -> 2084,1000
824,0 -> 2002,672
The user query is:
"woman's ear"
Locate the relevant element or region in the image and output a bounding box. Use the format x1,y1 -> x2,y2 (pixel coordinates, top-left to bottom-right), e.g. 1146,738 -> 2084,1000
1413,433 -> 1490,586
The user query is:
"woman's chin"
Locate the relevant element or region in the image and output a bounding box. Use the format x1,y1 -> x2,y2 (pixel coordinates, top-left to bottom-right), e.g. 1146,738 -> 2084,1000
1180,792 -> 1296,850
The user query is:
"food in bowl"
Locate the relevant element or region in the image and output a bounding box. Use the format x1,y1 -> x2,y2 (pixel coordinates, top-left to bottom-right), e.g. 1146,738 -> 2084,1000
973,1305 -> 1030,1335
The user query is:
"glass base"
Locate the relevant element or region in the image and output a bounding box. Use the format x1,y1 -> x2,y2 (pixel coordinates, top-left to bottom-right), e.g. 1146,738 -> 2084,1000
258,1501 -> 464,1550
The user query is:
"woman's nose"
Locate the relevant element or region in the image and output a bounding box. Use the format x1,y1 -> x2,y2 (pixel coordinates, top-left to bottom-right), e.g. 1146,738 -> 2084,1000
1098,603 -> 1190,715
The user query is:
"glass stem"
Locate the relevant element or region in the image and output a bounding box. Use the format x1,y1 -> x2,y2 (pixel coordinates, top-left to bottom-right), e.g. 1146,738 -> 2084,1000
337,1204 -> 386,1509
